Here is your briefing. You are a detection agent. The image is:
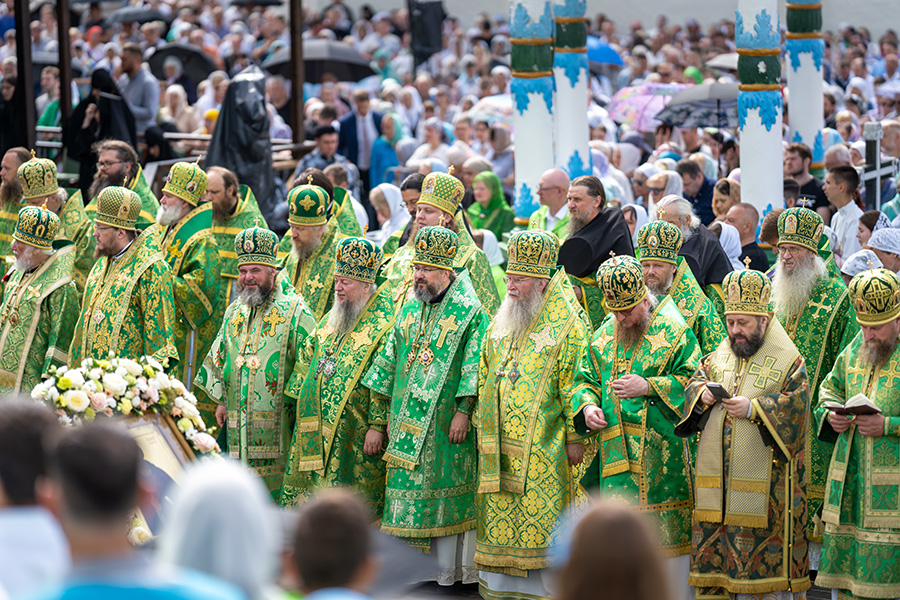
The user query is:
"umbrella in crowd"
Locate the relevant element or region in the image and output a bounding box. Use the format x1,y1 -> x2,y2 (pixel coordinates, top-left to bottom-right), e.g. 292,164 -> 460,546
107,7 -> 170,24
607,82 -> 686,132
262,40 -> 375,82
655,82 -> 740,129
587,36 -> 624,67
148,43 -> 217,84
468,94 -> 514,126
706,52 -> 739,72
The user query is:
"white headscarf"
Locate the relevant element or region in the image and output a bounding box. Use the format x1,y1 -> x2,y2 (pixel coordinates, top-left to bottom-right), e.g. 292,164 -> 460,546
158,460 -> 279,600
623,204 -> 648,246
718,222 -> 745,271
374,183 -> 408,243
616,143 -> 642,174
841,249 -> 883,278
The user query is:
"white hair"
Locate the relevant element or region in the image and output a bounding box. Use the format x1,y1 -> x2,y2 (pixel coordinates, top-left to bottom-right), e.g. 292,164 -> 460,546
656,194 -> 701,230
824,144 -> 851,166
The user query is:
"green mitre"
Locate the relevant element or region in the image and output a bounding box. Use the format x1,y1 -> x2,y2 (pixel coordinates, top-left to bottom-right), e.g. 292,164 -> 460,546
335,237 -> 384,284
506,230 -> 559,279
163,160 -> 209,206
723,269 -> 772,317
849,267 -> 900,326
288,176 -> 330,227
777,207 -> 823,252
413,226 -> 458,271
235,222 -> 279,268
14,202 -> 59,250
637,221 -> 682,265
598,254 -> 647,311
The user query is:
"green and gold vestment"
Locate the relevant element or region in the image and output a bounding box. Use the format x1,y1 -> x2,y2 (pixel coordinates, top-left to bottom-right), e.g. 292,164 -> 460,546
194,284 -> 315,496
382,227 -> 500,317
0,199 -> 19,269
776,275 -> 858,539
277,220 -> 344,323
56,190 -> 95,293
363,269 -> 489,542
332,186 -> 363,237
680,318 -> 810,595
527,205 -> 569,240
70,226 -> 180,367
280,284 -> 395,512
211,185 -> 264,306
475,269 -> 590,574
572,296 -> 700,557
0,244 -> 79,394
160,202 -> 226,421
815,333 -> 900,600
669,257 -> 727,355
80,166 -> 160,229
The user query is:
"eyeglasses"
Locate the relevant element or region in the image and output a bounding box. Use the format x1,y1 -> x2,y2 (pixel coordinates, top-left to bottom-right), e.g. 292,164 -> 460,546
648,187 -> 664,194
97,160 -> 124,168
503,275 -> 529,286
413,265 -> 439,274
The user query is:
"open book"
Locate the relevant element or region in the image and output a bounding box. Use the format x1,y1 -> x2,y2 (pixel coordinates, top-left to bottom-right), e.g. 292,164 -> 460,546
822,393 -> 882,416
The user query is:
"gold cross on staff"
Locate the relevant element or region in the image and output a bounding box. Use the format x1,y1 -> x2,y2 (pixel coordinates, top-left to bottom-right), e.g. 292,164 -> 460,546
748,356 -> 781,388
743,256 -> 752,270
435,315 -> 459,348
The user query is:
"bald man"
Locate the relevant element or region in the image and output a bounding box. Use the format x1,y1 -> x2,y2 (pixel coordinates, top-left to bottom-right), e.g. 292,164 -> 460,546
528,168 -> 570,239
724,203 -> 769,271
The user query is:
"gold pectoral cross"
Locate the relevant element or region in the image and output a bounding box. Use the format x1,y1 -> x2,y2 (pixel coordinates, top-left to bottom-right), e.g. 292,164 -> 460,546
168,239 -> 183,259
435,315 -> 459,348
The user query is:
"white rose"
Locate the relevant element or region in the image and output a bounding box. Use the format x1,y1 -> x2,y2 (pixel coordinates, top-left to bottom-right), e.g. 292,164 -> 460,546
128,525 -> 153,546
83,380 -> 98,393
182,402 -> 200,421
153,372 -> 170,389
174,396 -> 185,409
31,382 -> 48,400
89,368 -> 103,381
56,366 -> 68,376
66,370 -> 85,388
102,373 -> 128,397
64,390 -> 91,413
114,366 -> 128,378
48,387 -> 59,401
192,432 -> 218,453
118,359 -> 143,377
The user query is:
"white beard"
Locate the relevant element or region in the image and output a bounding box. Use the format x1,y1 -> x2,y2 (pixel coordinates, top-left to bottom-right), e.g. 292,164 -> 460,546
772,254 -> 827,318
156,203 -> 183,227
494,284 -> 544,339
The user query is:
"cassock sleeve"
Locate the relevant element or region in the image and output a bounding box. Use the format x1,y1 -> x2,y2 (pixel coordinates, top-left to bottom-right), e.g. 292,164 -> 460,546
816,344 -> 849,445
646,326 -> 702,422
455,310 -> 489,415
42,282 -> 80,374
677,354 -> 718,438
559,318 -> 591,442
362,317 -> 401,397
140,261 -> 181,369
570,331 -> 605,436
193,306 -> 228,405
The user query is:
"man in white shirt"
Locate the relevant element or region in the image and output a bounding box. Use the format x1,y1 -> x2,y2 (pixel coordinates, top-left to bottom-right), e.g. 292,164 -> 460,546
823,165 -> 864,266
528,168 -> 570,240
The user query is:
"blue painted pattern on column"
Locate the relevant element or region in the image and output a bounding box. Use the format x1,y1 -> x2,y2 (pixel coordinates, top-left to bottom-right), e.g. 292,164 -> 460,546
738,90 -> 783,131
554,52 -> 587,88
512,76 -> 555,115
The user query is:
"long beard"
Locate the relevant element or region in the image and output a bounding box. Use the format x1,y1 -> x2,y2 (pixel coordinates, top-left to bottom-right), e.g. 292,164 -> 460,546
772,254 -> 827,319
862,337 -> 898,367
568,213 -> 590,236
729,324 -> 766,359
680,224 -> 696,244
88,172 -> 127,201
291,231 -> 324,262
12,247 -> 42,272
326,292 -> 371,337
212,197 -> 235,224
413,278 -> 444,303
494,284 -> 544,339
156,203 -> 183,227
0,179 -> 22,205
615,312 -> 652,349
237,278 -> 275,308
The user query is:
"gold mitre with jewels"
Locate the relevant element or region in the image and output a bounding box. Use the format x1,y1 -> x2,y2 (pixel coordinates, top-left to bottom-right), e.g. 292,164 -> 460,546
234,223 -> 278,268
288,177 -> 329,227
95,186 -> 142,231
597,255 -> 647,311
413,226 -> 458,271
17,151 -> 58,201
777,207 -> 823,252
335,236 -> 384,284
849,267 -> 900,325
637,221 -> 682,264
163,160 -> 208,206
506,230 -> 559,279
723,269 -> 771,316
14,202 -> 59,250
418,169 -> 465,216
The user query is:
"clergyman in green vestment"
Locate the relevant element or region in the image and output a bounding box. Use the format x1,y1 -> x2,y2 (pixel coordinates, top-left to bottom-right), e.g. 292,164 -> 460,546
0,148 -> 31,270
157,161 -> 225,423
816,267 -> 900,600
572,255 -> 699,600
69,186 -> 180,367
381,170 -> 499,317
363,227 -> 489,585
772,208 -> 858,551
280,237 -> 393,513
677,269 -> 811,600
0,202 -> 79,394
194,225 -> 315,497
636,220 -> 727,355
205,167 -> 264,306
78,140 -> 159,230
475,231 -> 590,600
277,179 -> 344,322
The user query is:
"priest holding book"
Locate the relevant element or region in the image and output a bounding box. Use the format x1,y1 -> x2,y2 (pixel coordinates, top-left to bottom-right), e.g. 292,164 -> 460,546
815,267 -> 900,600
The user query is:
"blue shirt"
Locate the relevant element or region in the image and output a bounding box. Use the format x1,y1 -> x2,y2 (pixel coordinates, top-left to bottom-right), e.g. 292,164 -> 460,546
26,555 -> 247,600
685,177 -> 716,226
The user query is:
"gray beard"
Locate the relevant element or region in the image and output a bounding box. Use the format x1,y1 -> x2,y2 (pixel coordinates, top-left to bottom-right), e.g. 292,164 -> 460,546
292,235 -> 324,262
238,280 -> 275,308
645,274 -> 673,296
680,224 -> 697,244
862,337 -> 898,367
156,203 -> 183,227
493,284 -> 544,339
413,279 -> 444,303
568,213 -> 590,236
326,292 -> 372,337
772,255 -> 827,319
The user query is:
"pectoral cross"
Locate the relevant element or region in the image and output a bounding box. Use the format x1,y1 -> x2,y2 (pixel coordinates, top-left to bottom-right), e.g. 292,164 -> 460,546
399,312 -> 416,337
350,324 -> 373,351
168,239 -> 183,259
748,356 -> 781,389
808,296 -> 831,318
435,315 -> 459,348
743,256 -> 752,270
306,274 -> 323,293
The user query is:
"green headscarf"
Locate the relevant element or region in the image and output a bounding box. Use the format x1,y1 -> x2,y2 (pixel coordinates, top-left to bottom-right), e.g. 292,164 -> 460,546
467,171 -> 515,241
380,112 -> 406,148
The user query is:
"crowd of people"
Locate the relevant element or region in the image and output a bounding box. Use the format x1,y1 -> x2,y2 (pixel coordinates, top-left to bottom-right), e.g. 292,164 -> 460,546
0,2 -> 899,600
